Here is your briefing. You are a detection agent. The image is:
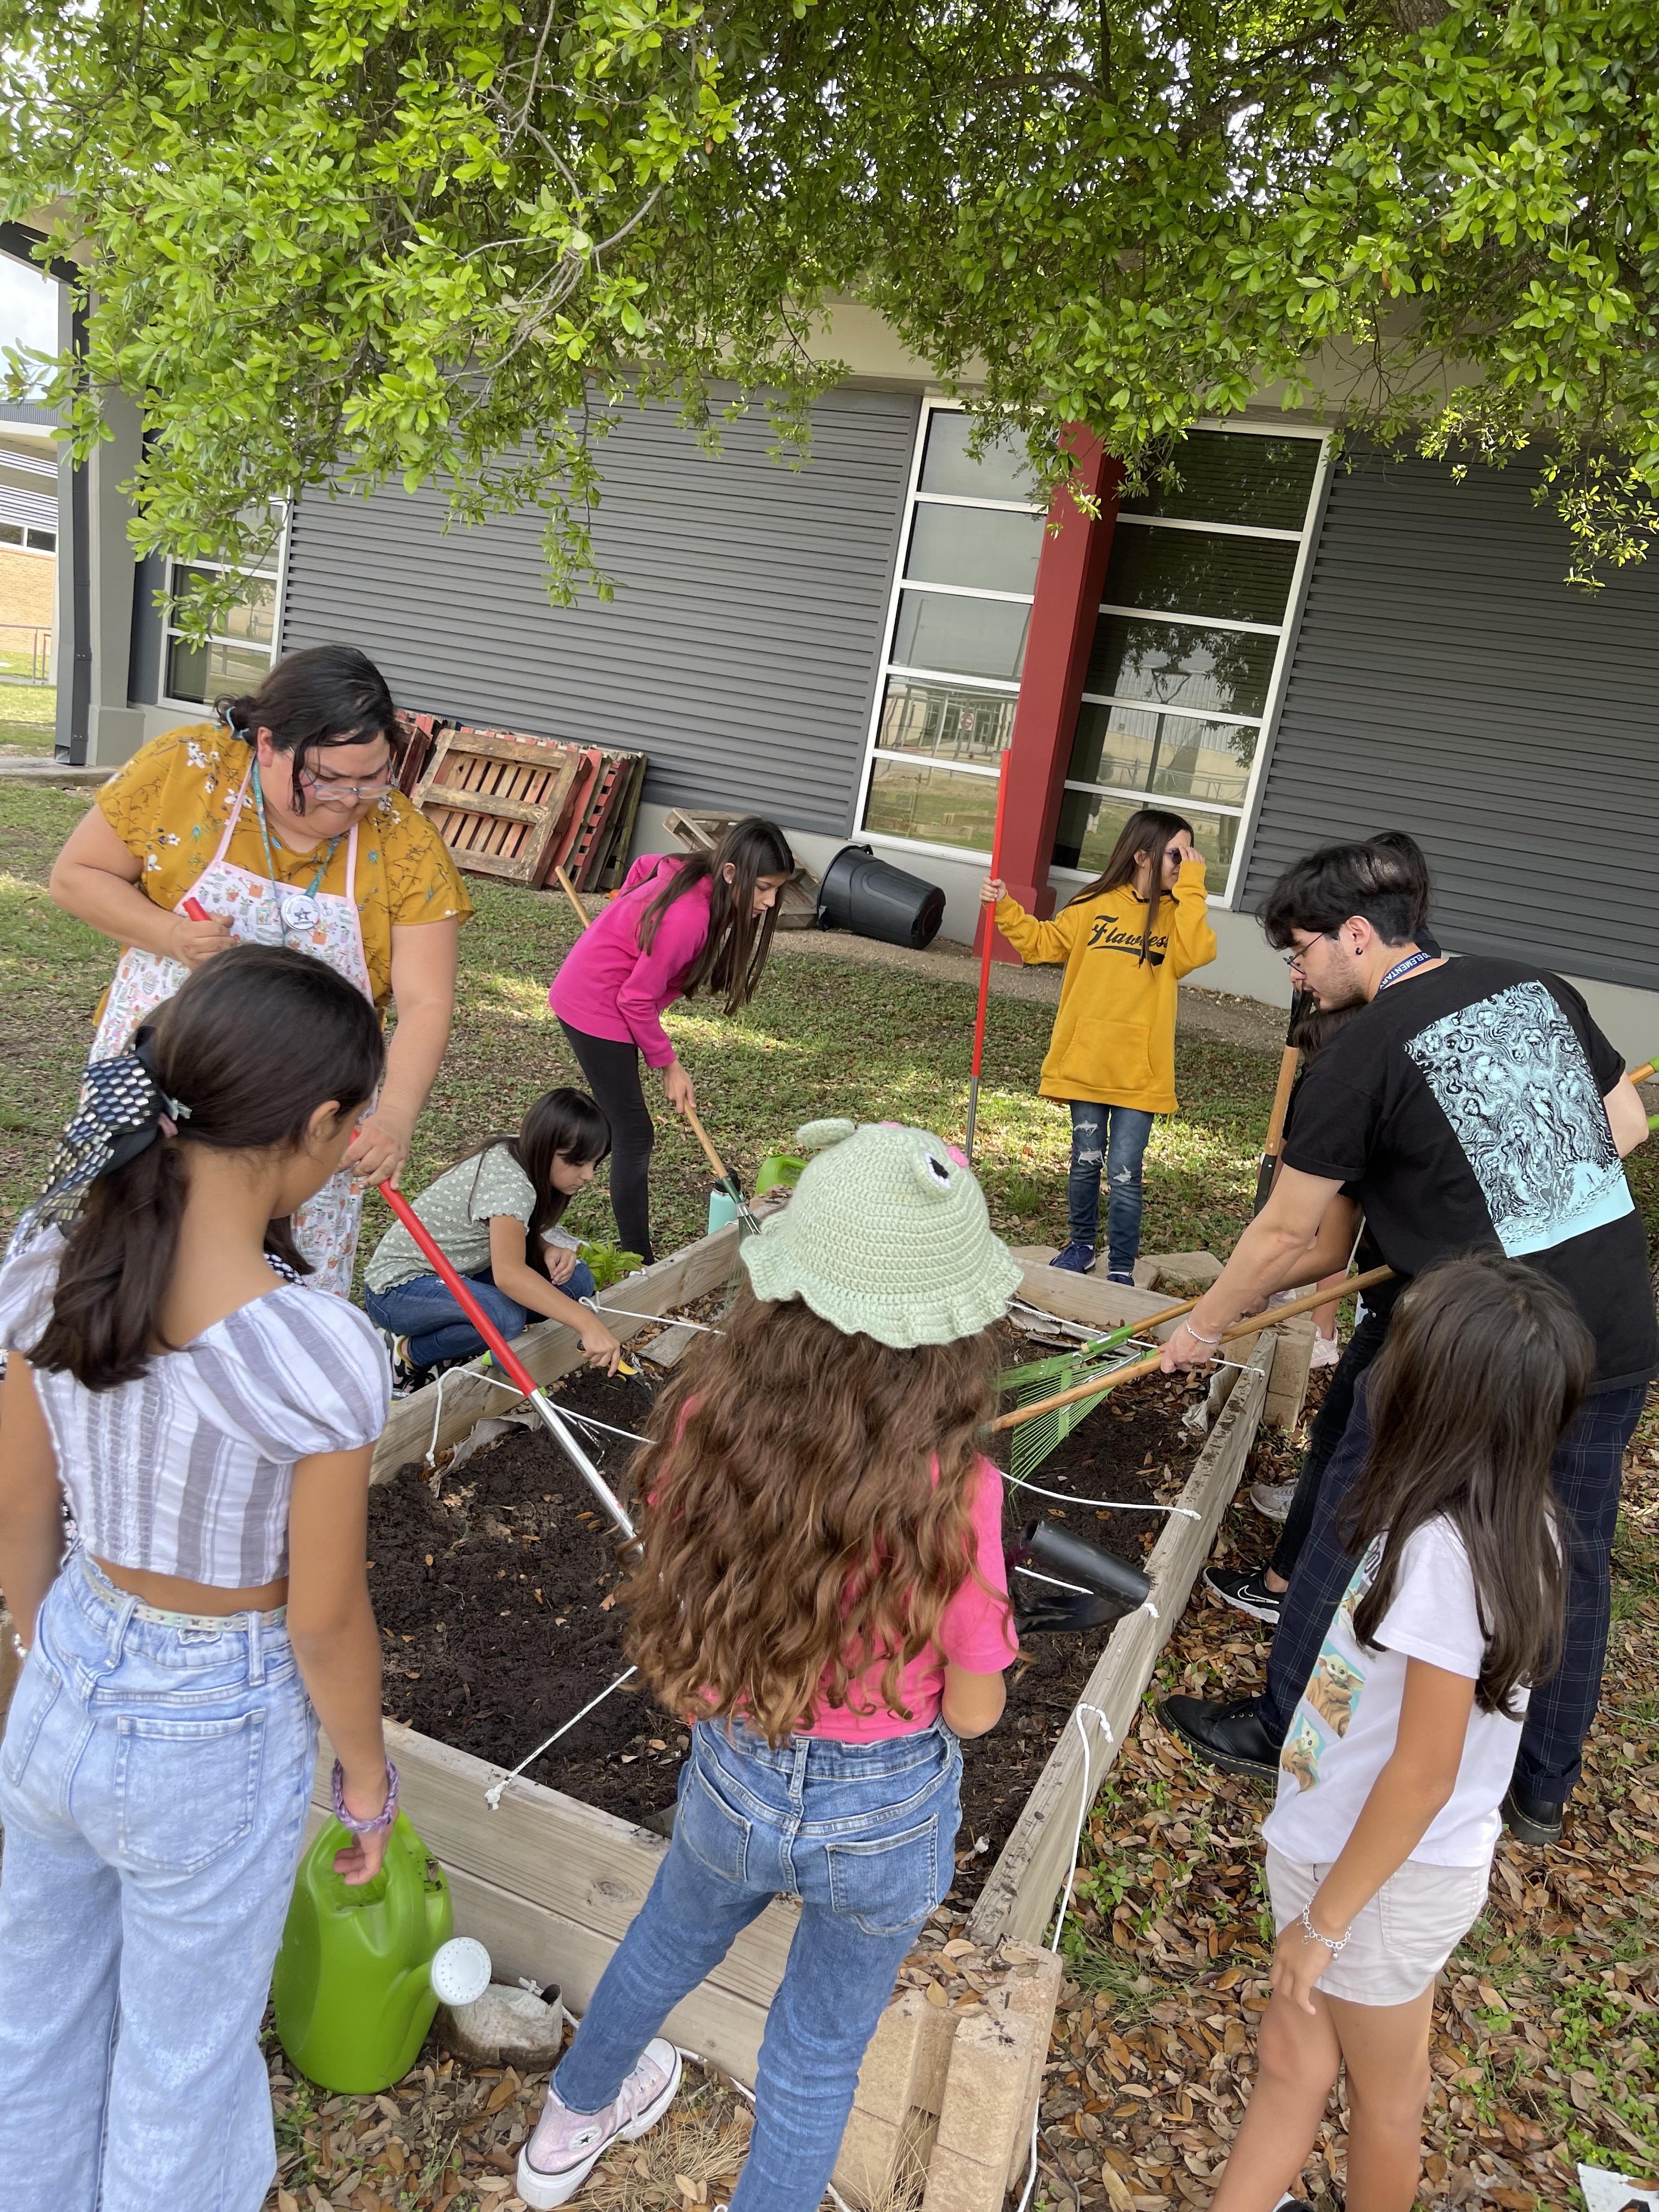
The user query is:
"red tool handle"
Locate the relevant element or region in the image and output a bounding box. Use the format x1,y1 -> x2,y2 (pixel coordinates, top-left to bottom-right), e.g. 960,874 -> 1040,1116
972,754 -> 1013,1084
964,754 -> 1013,1163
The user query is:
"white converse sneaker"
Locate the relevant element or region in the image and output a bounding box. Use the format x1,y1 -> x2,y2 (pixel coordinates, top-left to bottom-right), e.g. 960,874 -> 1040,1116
516,2039 -> 683,2208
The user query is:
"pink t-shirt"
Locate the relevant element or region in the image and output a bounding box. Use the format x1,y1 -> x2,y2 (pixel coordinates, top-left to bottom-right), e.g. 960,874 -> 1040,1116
549,854 -> 711,1069
803,1457 -> 1018,1743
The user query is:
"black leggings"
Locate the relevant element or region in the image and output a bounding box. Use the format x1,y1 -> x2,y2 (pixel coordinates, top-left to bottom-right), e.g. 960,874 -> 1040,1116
558,1020 -> 657,1263
1268,1303 -> 1392,1582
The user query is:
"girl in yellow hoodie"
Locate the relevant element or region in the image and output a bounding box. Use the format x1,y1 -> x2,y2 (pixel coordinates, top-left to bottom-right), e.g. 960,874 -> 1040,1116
981,806 -> 1216,1283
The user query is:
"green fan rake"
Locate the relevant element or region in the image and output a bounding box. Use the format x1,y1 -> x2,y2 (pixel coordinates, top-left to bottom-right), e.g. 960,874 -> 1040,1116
995,1270 -> 1397,1478
998,1290 -> 1203,1482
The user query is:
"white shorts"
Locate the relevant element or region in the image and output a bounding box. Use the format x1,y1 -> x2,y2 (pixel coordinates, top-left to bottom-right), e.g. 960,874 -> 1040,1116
1265,1844 -> 1491,2006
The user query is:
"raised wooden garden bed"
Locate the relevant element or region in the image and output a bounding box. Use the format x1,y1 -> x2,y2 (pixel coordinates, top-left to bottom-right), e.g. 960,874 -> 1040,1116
312,1229 -> 1275,2204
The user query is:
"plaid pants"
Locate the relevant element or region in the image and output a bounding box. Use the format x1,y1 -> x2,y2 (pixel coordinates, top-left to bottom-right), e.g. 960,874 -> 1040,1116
1255,1374 -> 1646,1802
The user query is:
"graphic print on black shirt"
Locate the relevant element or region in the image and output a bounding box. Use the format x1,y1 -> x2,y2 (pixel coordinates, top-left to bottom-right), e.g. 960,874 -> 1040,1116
1402,977 -> 1632,1256
1281,957 -> 1658,1390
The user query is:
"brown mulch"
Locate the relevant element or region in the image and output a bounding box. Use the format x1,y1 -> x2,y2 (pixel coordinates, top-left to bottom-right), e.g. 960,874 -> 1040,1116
264,1378 -> 1659,2211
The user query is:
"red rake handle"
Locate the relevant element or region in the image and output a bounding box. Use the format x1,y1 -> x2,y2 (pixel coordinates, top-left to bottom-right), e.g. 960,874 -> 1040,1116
965,753 -> 1014,1163
184,901 -> 637,1538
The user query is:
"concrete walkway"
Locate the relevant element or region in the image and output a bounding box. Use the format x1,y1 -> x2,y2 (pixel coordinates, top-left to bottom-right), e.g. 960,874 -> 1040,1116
0,755 -> 107,787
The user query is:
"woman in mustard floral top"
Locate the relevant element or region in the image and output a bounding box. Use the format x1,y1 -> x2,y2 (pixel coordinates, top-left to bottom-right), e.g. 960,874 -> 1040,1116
49,645 -> 472,1292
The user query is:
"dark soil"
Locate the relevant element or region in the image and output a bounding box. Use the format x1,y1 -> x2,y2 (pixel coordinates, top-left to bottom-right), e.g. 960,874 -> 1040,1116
366,1328 -> 1211,1903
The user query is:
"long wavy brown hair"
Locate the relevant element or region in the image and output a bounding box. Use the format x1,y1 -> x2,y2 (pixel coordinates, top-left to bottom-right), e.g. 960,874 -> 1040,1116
622,1291 -> 1003,1743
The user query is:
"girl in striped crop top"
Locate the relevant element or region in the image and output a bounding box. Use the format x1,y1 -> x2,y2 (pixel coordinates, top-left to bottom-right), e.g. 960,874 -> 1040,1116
0,945 -> 395,2212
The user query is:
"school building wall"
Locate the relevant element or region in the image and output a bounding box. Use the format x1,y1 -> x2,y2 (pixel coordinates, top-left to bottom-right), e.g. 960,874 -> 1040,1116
105,373 -> 1659,1057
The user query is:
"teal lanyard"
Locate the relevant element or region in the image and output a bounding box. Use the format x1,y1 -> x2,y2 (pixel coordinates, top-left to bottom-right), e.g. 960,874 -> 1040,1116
250,760 -> 341,947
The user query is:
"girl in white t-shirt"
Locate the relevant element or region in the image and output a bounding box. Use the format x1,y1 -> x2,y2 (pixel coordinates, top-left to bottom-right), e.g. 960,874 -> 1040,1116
1210,1254 -> 1593,2212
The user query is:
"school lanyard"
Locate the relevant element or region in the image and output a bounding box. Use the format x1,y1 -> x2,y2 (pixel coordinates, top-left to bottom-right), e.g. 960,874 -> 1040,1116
1379,949 -> 1435,991
250,760 -> 342,944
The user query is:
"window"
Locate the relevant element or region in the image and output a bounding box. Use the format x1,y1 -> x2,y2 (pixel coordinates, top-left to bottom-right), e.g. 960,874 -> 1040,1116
1053,428 -> 1327,893
856,404 -> 1041,857
0,522 -> 54,555
162,515 -> 286,707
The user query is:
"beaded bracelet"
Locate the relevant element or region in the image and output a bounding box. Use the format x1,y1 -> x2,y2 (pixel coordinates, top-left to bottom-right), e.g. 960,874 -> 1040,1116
332,1757 -> 400,1836
1298,1904 -> 1351,1959
1182,1319 -> 1224,1347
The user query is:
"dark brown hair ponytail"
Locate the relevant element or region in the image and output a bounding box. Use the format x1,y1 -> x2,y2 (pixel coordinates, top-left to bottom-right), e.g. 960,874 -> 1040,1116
31,946 -> 385,1390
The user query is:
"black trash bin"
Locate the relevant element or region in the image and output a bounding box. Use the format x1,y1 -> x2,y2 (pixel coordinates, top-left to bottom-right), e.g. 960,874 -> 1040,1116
816,844 -> 946,950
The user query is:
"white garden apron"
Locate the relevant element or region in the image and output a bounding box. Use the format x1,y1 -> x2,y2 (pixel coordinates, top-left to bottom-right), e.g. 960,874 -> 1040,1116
89,766 -> 376,1296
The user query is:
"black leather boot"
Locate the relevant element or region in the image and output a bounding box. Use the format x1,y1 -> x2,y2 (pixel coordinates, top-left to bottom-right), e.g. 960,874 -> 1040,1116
1157,1694 -> 1282,1781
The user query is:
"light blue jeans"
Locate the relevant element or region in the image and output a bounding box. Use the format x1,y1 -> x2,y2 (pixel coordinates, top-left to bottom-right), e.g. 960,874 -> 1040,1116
0,1549 -> 317,2212
555,1717 -> 963,2212
364,1259 -> 597,1367
1067,1101 -> 1155,1272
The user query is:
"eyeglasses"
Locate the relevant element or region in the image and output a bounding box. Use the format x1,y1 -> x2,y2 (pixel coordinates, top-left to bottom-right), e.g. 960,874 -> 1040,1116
299,765 -> 399,803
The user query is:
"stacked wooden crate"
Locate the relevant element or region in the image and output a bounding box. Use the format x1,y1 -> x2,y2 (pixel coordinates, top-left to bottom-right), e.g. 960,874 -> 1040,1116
396,711 -> 646,893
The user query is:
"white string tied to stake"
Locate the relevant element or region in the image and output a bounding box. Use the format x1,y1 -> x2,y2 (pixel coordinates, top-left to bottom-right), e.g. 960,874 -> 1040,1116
484,1664 -> 640,1810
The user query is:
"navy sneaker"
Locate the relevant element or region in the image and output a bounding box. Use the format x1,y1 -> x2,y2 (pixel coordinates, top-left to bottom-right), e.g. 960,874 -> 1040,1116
1105,1269 -> 1136,1287
1050,1241 -> 1096,1274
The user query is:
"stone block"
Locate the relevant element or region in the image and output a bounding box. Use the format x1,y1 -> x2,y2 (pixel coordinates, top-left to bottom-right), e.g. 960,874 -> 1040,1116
1141,1249 -> 1224,1295
832,2106 -> 905,2204
992,1946 -> 1064,2190
932,2007 -> 1037,2169
921,2140 -> 1017,2212
1265,1322 -> 1316,1431
849,1985 -> 957,2125
438,1982 -> 565,2068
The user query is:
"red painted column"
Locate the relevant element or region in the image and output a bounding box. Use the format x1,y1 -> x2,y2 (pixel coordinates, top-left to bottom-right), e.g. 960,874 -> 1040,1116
977,428 -> 1122,959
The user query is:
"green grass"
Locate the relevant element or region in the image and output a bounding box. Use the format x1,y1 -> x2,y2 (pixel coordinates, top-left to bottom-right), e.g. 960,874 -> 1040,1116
0,681 -> 55,757
6,778 -> 1659,1288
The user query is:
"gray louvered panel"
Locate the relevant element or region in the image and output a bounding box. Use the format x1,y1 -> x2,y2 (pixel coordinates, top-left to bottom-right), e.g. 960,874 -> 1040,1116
280,391 -> 918,837
1243,450 -> 1659,991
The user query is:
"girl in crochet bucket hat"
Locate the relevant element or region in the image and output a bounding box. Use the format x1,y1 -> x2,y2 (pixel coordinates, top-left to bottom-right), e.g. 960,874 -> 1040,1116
515,1120 -> 1022,2212
741,1115 -> 1023,1345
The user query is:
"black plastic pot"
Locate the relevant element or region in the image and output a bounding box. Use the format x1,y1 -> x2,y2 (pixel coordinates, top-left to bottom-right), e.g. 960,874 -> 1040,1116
816,844 -> 946,951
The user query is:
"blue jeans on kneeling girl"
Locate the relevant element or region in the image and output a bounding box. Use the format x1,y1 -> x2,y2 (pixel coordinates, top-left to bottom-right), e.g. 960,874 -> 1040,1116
1068,1101 -> 1155,1274
0,1549 -> 317,2212
364,1259 -> 596,1367
555,1717 -> 962,2212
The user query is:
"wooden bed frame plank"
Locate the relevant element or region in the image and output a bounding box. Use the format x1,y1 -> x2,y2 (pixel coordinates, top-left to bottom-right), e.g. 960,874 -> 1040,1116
966,1334 -> 1274,1950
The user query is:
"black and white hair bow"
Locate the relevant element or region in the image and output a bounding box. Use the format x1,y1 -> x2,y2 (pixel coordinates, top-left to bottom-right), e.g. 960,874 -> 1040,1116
8,1030 -> 190,1256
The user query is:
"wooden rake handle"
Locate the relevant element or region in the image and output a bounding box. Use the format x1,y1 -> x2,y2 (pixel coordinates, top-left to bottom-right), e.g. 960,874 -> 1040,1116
992,1265 -> 1397,1432
681,1100 -> 733,1187
552,862 -> 590,933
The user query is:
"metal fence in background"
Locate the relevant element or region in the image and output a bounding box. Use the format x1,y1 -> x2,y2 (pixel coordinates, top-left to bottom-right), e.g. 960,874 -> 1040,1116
0,624 -> 52,684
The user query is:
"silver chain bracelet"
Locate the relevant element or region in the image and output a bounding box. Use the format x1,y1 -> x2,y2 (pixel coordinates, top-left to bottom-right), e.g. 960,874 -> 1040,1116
1299,1904 -> 1351,1959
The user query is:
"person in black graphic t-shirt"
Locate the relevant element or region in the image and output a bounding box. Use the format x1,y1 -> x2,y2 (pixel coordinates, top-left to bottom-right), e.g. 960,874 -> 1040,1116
1155,839 -> 1655,1846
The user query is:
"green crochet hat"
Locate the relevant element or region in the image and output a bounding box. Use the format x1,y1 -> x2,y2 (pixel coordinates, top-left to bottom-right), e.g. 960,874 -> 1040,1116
740,1119 -> 1022,1348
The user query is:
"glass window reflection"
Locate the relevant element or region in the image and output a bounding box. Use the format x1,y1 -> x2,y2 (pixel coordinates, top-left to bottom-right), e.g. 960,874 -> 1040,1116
1085,615 -> 1278,719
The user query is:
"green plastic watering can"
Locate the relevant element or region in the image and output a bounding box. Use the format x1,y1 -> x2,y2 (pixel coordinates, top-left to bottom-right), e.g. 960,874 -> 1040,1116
755,1153 -> 805,1197
272,1812 -> 485,2093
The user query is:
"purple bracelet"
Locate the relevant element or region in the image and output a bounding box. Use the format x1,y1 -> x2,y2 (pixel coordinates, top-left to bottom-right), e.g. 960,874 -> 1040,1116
332,1757 -> 400,1836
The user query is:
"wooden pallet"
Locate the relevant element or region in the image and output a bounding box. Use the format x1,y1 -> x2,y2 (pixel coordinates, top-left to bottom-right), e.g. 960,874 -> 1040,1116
662,806 -> 821,928
414,727 -> 581,886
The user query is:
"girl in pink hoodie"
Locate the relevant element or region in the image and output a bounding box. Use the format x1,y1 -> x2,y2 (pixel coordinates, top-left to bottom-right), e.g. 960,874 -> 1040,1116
549,817 -> 793,1260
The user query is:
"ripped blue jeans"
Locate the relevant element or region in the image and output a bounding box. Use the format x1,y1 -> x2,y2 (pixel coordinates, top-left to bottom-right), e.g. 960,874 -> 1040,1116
1067,1101 -> 1155,1273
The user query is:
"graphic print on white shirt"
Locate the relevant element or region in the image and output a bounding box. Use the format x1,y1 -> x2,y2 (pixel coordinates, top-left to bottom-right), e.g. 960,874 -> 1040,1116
1403,978 -> 1632,1257
1280,1536 -> 1385,1793
1261,1517 -> 1530,1870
